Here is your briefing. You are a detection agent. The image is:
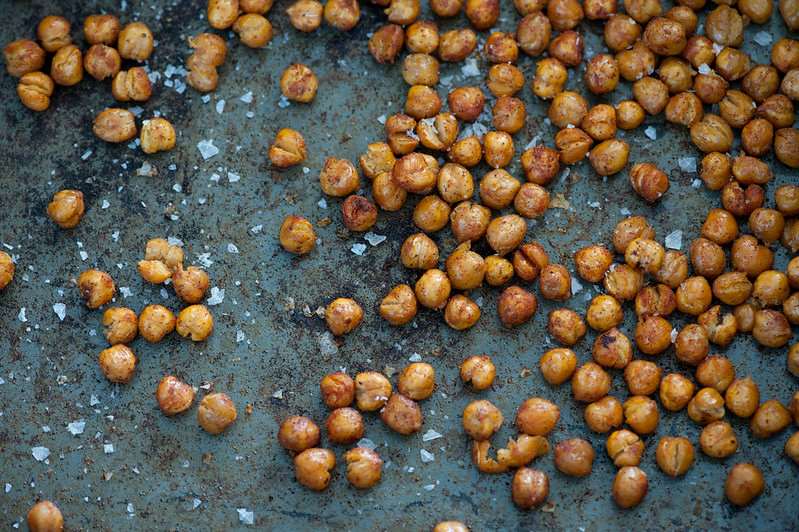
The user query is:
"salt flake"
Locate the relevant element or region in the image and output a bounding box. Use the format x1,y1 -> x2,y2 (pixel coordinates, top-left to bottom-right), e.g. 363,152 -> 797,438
215,99 -> 225,114
665,230 -> 683,250
351,243 -> 367,256
53,303 -> 66,321
239,91 -> 253,103
207,286 -> 225,305
422,429 -> 442,442
364,232 -> 387,246
644,126 -> 657,140
17,307 -> 27,322
357,438 -> 377,450
420,449 -> 435,463
31,447 -> 50,462
678,157 -> 697,173
754,32 -> 772,47
197,139 -> 220,160
67,419 -> 86,435
237,508 -> 254,525
227,243 -> 239,254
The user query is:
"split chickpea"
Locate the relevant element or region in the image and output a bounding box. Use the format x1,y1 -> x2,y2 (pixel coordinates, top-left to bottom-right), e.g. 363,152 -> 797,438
84,14 -> 120,45
17,72 -> 54,111
280,64 -> 318,103
140,118 -> 176,154
112,67 -> 152,102
47,189 -> 84,229
38,16 -> 71,52
103,307 -> 138,345
77,269 -> 115,308
320,372 -> 355,409
460,355 -> 496,390
93,108 -> 137,143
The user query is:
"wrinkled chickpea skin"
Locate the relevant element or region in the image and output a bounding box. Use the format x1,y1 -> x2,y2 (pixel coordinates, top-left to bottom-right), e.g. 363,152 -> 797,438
84,44 -> 121,81
118,22 -> 154,62
463,399 -> 504,440
138,304 -> 176,343
381,393 -> 423,434
17,72 -> 54,112
156,375 -> 195,416
140,118 -> 176,154
460,355 -> 496,390
345,447 -> 383,489
295,448 -> 336,490
103,307 -> 138,344
51,44 -> 83,86
94,108 -> 137,143
287,0 -> 324,32
280,64 -> 318,103
4,39 -> 45,78
77,269 -> 115,308
98,344 -> 137,383
112,67 -> 153,102
84,14 -> 121,45
355,371 -> 392,411
176,304 -> 214,341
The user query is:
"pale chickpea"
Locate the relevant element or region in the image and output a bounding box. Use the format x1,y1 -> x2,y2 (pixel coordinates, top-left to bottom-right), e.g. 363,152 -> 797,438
539,348 -> 577,385
512,468 -> 549,510
102,307 -> 138,345
415,269 -> 451,310
603,263 -> 643,302
725,463 -> 764,506
554,438 -> 594,477
84,44 -> 121,81
548,30 -> 583,67
516,397 -> 559,436
156,375 -> 195,416
3,39 -> 45,78
687,387 -> 725,425
751,400 -> 792,438
281,64 -> 318,103
77,269 -> 115,309
625,360 -> 662,396
50,44 -> 83,86
234,14 -> 273,48
84,14 -> 120,45
586,294 -> 623,331
624,396 -> 659,435
17,72 -> 54,112
607,429 -> 645,467
111,67 -> 152,102
294,448 -> 335,490
47,189 -> 84,229
319,157 -> 359,196
700,421 -> 738,458
548,91 -> 588,128
585,396 -> 623,433
572,362 -> 611,403
140,118 -> 176,155
616,100 -> 646,130
370,25 -> 404,64
98,344 -> 137,383
269,128 -> 307,168
401,233 -> 438,270
512,242 -> 549,282
487,63 -> 525,97
676,276 -> 712,316
279,416 -> 322,451
548,308 -> 586,346
93,108 -> 137,143
413,195 -> 451,233
118,22 -> 154,62
345,447 -> 383,489
592,328 -> 632,369
138,304 -> 176,343
460,355 -> 496,390
325,298 -> 363,336
326,407 -> 365,444
486,215 -> 526,256
655,436 -> 694,477
659,373 -> 695,412
379,284 -> 417,326
27,500 -> 63,532
287,0 -> 324,32
516,13 -> 551,57
393,152 -> 436,194
279,215 -> 316,255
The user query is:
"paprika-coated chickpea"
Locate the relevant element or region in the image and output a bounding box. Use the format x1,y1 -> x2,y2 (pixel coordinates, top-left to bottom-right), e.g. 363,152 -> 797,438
38,15 -> 71,53
325,298 -> 363,335
742,66 -> 780,104
84,14 -> 120,45
103,307 -> 138,345
586,295 -> 624,332
398,362 -> 435,400
659,373 -> 695,411
479,169 -> 519,209
554,438 -> 594,477
140,118 -> 176,154
539,264 -> 571,300
613,216 -> 655,254
624,395 -> 659,435
354,371 -> 392,411
585,0 -> 616,19
604,15 -> 640,52
512,242 -> 549,282
696,355 -> 735,392
665,92 -> 704,127
700,421 -> 738,458
324,0 -> 360,30
341,195 -> 377,232
633,77 -> 669,115
463,399 -> 503,440
446,243 -> 485,290
716,47 -> 752,82
77,269 -> 115,309
436,162 -> 472,202
345,447 -> 383,489
582,104 -> 617,141
482,31 -> 516,64
655,436 -> 694,477
572,362 -> 611,403
516,398 -> 559,436
385,0 -> 420,25
269,128 -> 307,168
750,209 -> 785,244
676,276 -> 712,316
156,375 -> 195,416
532,58 -> 567,100
706,6 -> 744,47
516,13 -> 551,56
320,372 -> 355,409
654,251 -> 689,289
585,396 -> 623,433
753,270 -> 790,306
320,157 -> 359,196
234,14 -> 273,48
512,468 -> 549,510
485,255 -> 514,286
624,0 -> 661,23
486,215 -> 526,256
575,245 -> 613,284
359,142 -> 395,179
438,28 -> 477,62
616,100 -> 646,130
725,463 -> 764,506
584,54 -> 619,95
540,348 -> 577,385
593,328 -> 632,369
98,344 -> 137,383
694,74 -> 729,105
689,238 -> 726,279
776,186 -> 799,217
450,200 -> 490,239
281,64 -> 318,103
379,284 -> 418,326
50,44 -> 83,86
444,295 -> 481,330
625,238 -> 664,275
675,324 -> 710,366
3,39 -> 45,78
287,0 -> 324,32
27,500 -> 63,532
93,108 -> 137,143
448,135 -> 482,167
47,189 -> 84,229
492,96 -> 526,134
750,400 -> 792,438
699,152 -> 731,191
418,114 -> 459,152
498,285 -> 537,327
176,304 -> 214,341
548,91 -> 588,128
138,304 -> 176,343
613,467 -> 648,509
415,269 -> 451,310
326,407 -> 364,443
720,91 -> 757,129
635,284 -> 676,317
448,86 -> 484,122
625,360 -> 662,395
548,31 -> 583,67
279,215 -> 315,255
725,377 -> 760,418
403,53 -> 440,85
603,264 -> 643,302
548,308 -> 586,346
555,127 -> 593,165
775,128 -> 799,168
731,235 -> 773,277
607,429 -> 645,467
643,17 -> 686,56
460,355 -> 496,390
17,72 -> 54,112
487,63 -> 524,97
688,387 -> 725,424
118,22 -> 154,62
294,448 -> 335,490
406,21 -> 439,54
401,233 -> 438,270
112,67 -> 153,102
617,42 -> 656,83
84,44 -> 120,81
701,209 -> 738,245
413,195 -> 451,233
465,0 -> 499,30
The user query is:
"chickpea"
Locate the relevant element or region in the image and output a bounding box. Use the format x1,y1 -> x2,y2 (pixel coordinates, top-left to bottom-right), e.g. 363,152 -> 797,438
712,273 -> 751,308
548,91 -> 588,128
445,87 -> 483,123
624,0 -> 661,23
731,236 -> 773,278
751,209 -> 786,245
139,117 -> 176,155
572,362 -> 611,403
405,21 -> 439,55
786,432 -> 799,463
117,22 -> 154,62
318,372 -> 355,409
383,0 -> 418,25
156,375 -> 195,416
323,0 -> 360,29
445,243 -> 485,291
616,100 -> 646,130
84,14 -> 120,45
784,293 -> 799,325
320,157 -> 359,196
325,298 -> 363,336
674,324 -> 709,366
539,348 -> 577,385
750,400 -> 792,438
143,238 -> 183,271
665,92 -> 704,127
287,0 -> 323,32
739,0 -> 773,23
77,269 -> 115,309
266,128 -> 307,168
379,284 -> 418,326
555,127 -> 593,165
699,209 -> 737,246
719,92 -> 756,130
548,308 -> 586,346
340,195 -> 377,232
279,215 -> 315,255
693,355 -> 733,395
776,186 -> 799,218
625,360 -> 662,396
448,136 -> 482,167
413,195 -> 450,233
531,58 -> 566,101
655,436 -> 695,477
418,115 -> 458,153
775,127 -> 799,168
642,17 -> 685,56
98,345 -> 137,383
632,77 -> 669,116
580,105 -> 616,142
687,387 -> 726,425
486,215 -> 526,256
624,396 -> 659,435
484,255 -> 514,286
49,44 -> 82,86
539,264 -> 571,301
175,304 -> 214,342
625,238 -> 664,275
609,467 -> 648,509
460,355 -> 496,390
241,0 -> 273,12
734,303 -> 756,333
582,0 -> 615,19
353,371 -> 391,412
586,294 -> 624,331
369,24 -> 404,64
585,396 -> 623,433
435,522 -> 469,532
607,429 -> 645,467
676,276 -> 712,316
101,307 -> 138,345
345,447 -> 383,489
112,67 -> 153,102
36,16 -> 71,54
84,44 -> 121,81
581,55 -> 618,97
400,233 -> 439,270
654,251 -> 689,289
188,33 -> 227,68
487,63 -> 524,98
415,269 -> 451,310
491,97 -> 525,134
696,421 -> 739,460
715,47 -> 752,82
772,38 -> 799,73
463,399 -> 503,440
438,28 -> 477,62
325,407 -> 364,444
659,373 -> 695,411
694,74 -> 729,105
27,500 -> 63,532
689,238 -> 726,279
757,95 -> 795,128
396,362 -> 435,401
601,17 -> 637,54
590,328 -> 631,370
16,72 -> 54,112
752,270 -> 790,307
725,463 -> 764,506
617,42 -> 657,83
613,216 -> 655,254
498,285 -> 537,327
697,152 -> 730,191
207,0 -> 239,28
233,14 -> 273,48
635,284 -> 676,318
603,264 -> 643,302
479,169 -> 519,209
93,108 -> 137,143
137,304 -> 176,343
45,189 -> 84,229
548,31 -> 583,68
554,438 -> 594,477
658,55 -> 695,89
280,64 -> 318,103
742,66 -> 780,105
516,13 -> 551,56
512,242 -> 549,282
462,0 -> 498,29
512,468 -> 549,510
3,39 -> 45,78
445,296 -> 481,330
704,5 -> 743,47
294,448 -> 335,490
682,35 -> 714,69
572,245 -> 611,283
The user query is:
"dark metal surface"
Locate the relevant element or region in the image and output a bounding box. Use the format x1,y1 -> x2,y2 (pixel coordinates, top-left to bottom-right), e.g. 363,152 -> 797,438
0,0 -> 796,530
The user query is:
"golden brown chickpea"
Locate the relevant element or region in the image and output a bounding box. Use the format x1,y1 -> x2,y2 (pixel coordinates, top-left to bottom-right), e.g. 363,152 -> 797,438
326,407 -> 364,443
725,463 -> 764,506
554,438 -> 594,477
438,28 -> 477,62
463,399 -> 503,440
93,108 -> 137,143
700,209 -> 738,246
713,272 -> 751,307
36,16 -> 71,54
735,303 -> 756,333
548,31 -> 583,67
77,269 -> 115,309
659,57 -> 694,92
492,97 -> 526,134
548,91 -> 588,128
695,355 -> 735,393
433,163 -> 470,203
750,209 -> 785,244
111,67 -> 152,102
413,195 -> 451,233
459,355 -> 495,390
625,238 -> 665,275
610,467 -> 648,509
445,294 -> 481,330
269,128 -> 307,168
624,395 -> 660,435
176,304 -> 214,342
689,238 -> 726,279
345,447 -> 383,489
785,293 -> 799,325
117,22 -> 153,62
665,92 -> 704,127
84,14 -> 120,45
49,44 -> 82,86
731,235 -> 773,277
341,195 -> 377,232
188,33 -> 227,68
572,362 -> 611,403
539,264 -> 571,301
531,58 -> 567,100
513,0 -> 546,13
584,0 -> 616,19
405,21 -> 439,55
739,0 -> 773,23
676,276 -> 712,316
514,398 -> 558,437
102,307 -> 138,345
359,143 -> 395,181
46,189 -> 84,229
698,152 -> 730,191
548,0 -> 584,29
624,0 -> 661,23
753,270 -> 790,307
612,216 -> 655,254
555,127 -> 593,165
585,396 -> 624,433
683,35 -> 714,68
354,371 -> 392,412
655,436 -> 694,477
716,47 -> 752,82
4,39 -> 45,78
587,295 -> 624,332
772,37 -> 799,73
145,241 -> 183,271
486,215 -> 526,256
287,0 -> 323,31
448,136 -> 483,167
241,0 -> 273,13
742,66 -> 780,105
659,373 -> 695,411
418,114 -> 459,152
234,14 -> 273,48
787,432 -> 799,463
484,255 -> 514,286
617,42 -> 656,83
512,242 -> 549,282
84,44 -> 120,81
446,243 -> 485,291
379,284 -> 417,326
591,328 -> 631,369
615,100 -> 646,130
207,0 -> 239,28
513,183 -> 548,219
320,157 -> 360,196
98,345 -> 137,383
324,0 -> 360,29
138,304 -> 176,343
633,77 -> 669,115
484,32 -> 517,64
478,169 -> 518,209
759,94 -> 795,126
698,420 -> 738,459
687,387 -> 725,424
156,375 -> 195,416
400,233 -> 439,270
511,468 -> 549,510
694,73 -> 729,105
385,0 -> 420,25
294,448 -> 335,490
434,523 -> 470,532
574,245 -> 612,284
325,297 -> 363,336
464,0 -> 499,29
279,215 -> 316,255
498,285 -> 537,327
320,372 -> 355,409
751,400 -> 792,438
392,153 -> 435,194
607,429 -> 645,467
776,186 -> 799,218
581,105 -> 617,141
447,87 -> 484,123
140,117 -> 176,155
16,72 -> 54,112
548,308 -> 586,346
369,24 -> 404,64
665,5 -> 697,32
625,360 -> 662,396
604,264 -> 644,302
516,13 -> 551,56
280,64 -> 318,103
643,17 -> 686,56
583,54 -> 619,95
635,284 -> 676,317
604,15 -> 641,53
705,5 -> 743,47
397,362 -> 435,401
197,393 -> 237,434
675,324 -> 710,366
719,92 -> 756,130
654,251 -> 689,289
27,500 -> 63,532
775,127 -> 799,168
415,268 -> 451,310
539,348 -> 577,385
485,65 -> 523,99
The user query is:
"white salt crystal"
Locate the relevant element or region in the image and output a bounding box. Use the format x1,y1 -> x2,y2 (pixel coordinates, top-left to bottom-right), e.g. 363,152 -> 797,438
192,499 -> 202,509
351,243 -> 367,256
227,243 -> 239,254
364,232 -> 387,246
18,307 -> 26,322
377,114 -> 387,124
167,236 -> 183,247
409,353 -> 422,362
278,95 -> 291,108
127,502 -> 134,515
81,149 -> 93,160
357,438 -> 377,450
173,183 -> 182,192
422,429 -> 442,442
698,63 -> 711,75
670,328 -> 678,343
119,287 -> 133,298
207,287 -> 225,305
245,111 -> 255,119
423,484 -> 436,491
237,508 -> 254,525
665,230 -> 683,250
420,449 -> 435,463
79,250 -> 88,261
318,332 -> 338,355
678,157 -> 697,173
271,389 -> 283,399
197,253 -> 213,267
31,447 -> 50,461
571,277 -> 583,295
104,443 -> 114,454
90,394 -> 100,406
317,198 -> 327,209
101,200 -> 110,209
691,178 -> 703,188
250,224 -> 263,234
215,99 -> 225,114
236,330 -> 246,343
53,303 -> 66,321
197,139 -> 219,160
525,135 -> 541,150
754,32 -> 772,47
461,57 -> 480,77
227,172 -> 240,183
644,126 -> 657,140
67,420 -> 86,435
202,95 -> 211,103
239,91 -> 253,103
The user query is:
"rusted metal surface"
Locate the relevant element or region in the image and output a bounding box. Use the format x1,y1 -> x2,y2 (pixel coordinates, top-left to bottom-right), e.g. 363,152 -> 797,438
0,0 -> 796,530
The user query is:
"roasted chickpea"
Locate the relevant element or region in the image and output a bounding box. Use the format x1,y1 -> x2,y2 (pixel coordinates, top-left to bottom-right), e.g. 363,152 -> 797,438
700,209 -> 737,246
93,108 -> 137,143
697,421 -> 738,459
739,0 -> 773,23
354,371 -> 392,412
117,22 -> 153,62
725,463 -> 764,506
587,295 -> 624,331
776,186 -> 799,218
676,276 -> 712,316
434,163 -> 471,204
49,44 -> 82,86
45,189 -> 84,229
548,91 -> 588,128
447,87 -> 484,123
415,268 -> 451,310
624,0 -> 661,23
294,448 -> 335,490
516,13 -> 551,56
448,136 -> 483,167
155,375 -> 195,416
704,5 -> 743,47
689,238 -> 726,279
319,372 -> 355,409
610,467 -> 648,509
687,387 -> 725,424
484,255 -> 514,287
716,47 -> 752,82
625,238 -> 665,275
139,117 -> 176,155
287,0 -> 323,32
84,14 -> 120,45
402,54 -> 439,86
683,35 -> 714,68
697,152 -> 730,191
445,243 -> 485,291
694,74 -> 729,105
111,67 -> 153,102
486,215 -> 526,256
539,348 -> 577,385
326,407 -> 364,444
693,355 -> 734,395
27,500 -> 63,532
719,92 -> 756,130
379,284 -> 417,326
675,324 -> 710,366
590,328 -> 631,370
585,396 -> 623,433
635,284 -> 676,318
400,233 -> 439,270
735,303 -> 756,333
772,37 -> 799,73
419,114 -> 459,152
102,307 -> 138,345
137,304 -> 176,343
413,195 -> 451,233
446,293 -> 482,330
572,244 -> 611,283
241,0 -> 273,12
207,0 -> 239,28
391,153 -> 435,194
742,66 -> 780,105
487,63 -> 524,97
84,44 -> 120,81
491,97 -> 526,134
624,395 -> 659,435
324,0 -> 360,30
654,251 -> 689,289
464,0 -> 499,29
463,399 -> 503,440
643,17 -> 686,56
750,209 -> 785,244
277,416 -> 319,453
665,92 -> 704,127
751,400 -> 792,438
438,28 -> 477,62
539,264 -> 571,301
512,242 -> 549,282
555,127 -> 593,165
757,94 -> 795,128
583,0 -> 615,19
385,0 -> 420,25
775,127 -> 799,168
531,58 -> 566,100
604,264 -> 643,302
511,468 -> 549,510
612,216 -> 655,254
36,16 -> 71,54
405,21 -> 439,55
396,362 -> 435,401
175,305 -> 213,341
279,215 -> 315,255
615,100 -> 646,130
581,54 -> 618,96
3,39 -> 45,78
554,438 -> 594,477
607,429 -> 645,467
625,360 -> 662,396
655,436 -> 694,477
478,169 -> 518,209
548,31 -> 583,67
617,42 -> 656,83
579,106 -> 616,142
785,293 -> 799,325
345,447 -> 382,489
98,344 -> 136,383
665,5 -> 696,32
459,355 -> 495,390
77,269 -> 115,309
495,284 -> 538,327
753,270 -> 790,307
731,235 -> 773,277
325,297 -> 363,335
603,16 -> 640,53
319,157 -> 359,196
16,72 -> 54,112
269,128 -> 307,168
280,63 -> 318,103
572,362 -> 611,403
341,195 -> 377,232
358,143 -> 395,180
659,373 -> 695,411
548,308 -> 586,346
632,77 -> 669,115
712,273 -> 751,308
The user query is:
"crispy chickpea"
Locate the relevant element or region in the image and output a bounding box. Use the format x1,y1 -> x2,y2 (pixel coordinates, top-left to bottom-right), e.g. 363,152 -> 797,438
548,308 -> 586,346
585,396 -> 623,433
512,242 -> 549,282
512,468 -> 549,510
4,39 -> 45,78
446,243 -> 485,291
138,304 -> 176,343
140,118 -> 176,155
581,105 -> 617,141
555,127 -> 593,165
434,163 -> 471,203
294,448 -> 335,490
401,233 -> 438,270
413,195 -> 451,233
655,436 -> 694,477
415,269 -> 451,310
393,153 -> 435,194
698,152 -> 730,191
753,270 -> 790,307
712,273 -> 751,308
659,373 -> 695,411
117,22 -> 154,62
98,345 -> 137,383
156,375 -> 195,416
786,432 -> 799,463
695,355 -> 734,393
320,157 -> 359,196
731,235 -> 773,277
484,255 -> 514,286
583,54 -> 619,96
479,169 -> 519,209
405,21 -> 439,55
654,251 -> 689,289
418,114 -> 459,152
287,0 -> 323,32
46,189 -> 84,229
77,269 -> 115,309
612,467 -> 648,509
176,304 -> 214,342
515,398 -> 559,436
665,92 -> 704,127
531,58 -> 566,100
772,38 -> 799,73
583,0 -> 616,19
102,307 -> 138,345
704,5 -> 743,47
369,24 -> 404,64
354,371 -> 392,412
735,303 -> 756,333
27,500 -> 63,532
279,215 -> 315,255
554,438 -> 594,477
498,285 -> 537,327
325,298 -> 363,336
84,44 -> 120,81
483,32 -> 516,64
188,33 -> 227,68
607,429 -> 645,467
49,44 -> 82,86
397,362 -> 435,400
539,264 -> 571,301
492,97 -> 526,134
625,360 -> 662,395
683,35 -> 714,68
785,293 -> 799,325
463,399 -> 503,440
751,400 -> 792,438
694,74 -> 729,105
725,463 -> 764,506
615,100 -> 645,130
687,387 -> 725,424
341,195 -> 377,232
624,396 -> 659,435
574,245 -> 612,283
464,0 -> 499,29
750,209 -> 786,244
757,95 -> 795,128
516,13 -> 551,56
632,77 -> 669,115
37,15 -> 71,53
775,127 -> 799,168
320,372 -> 355,409
548,91 -> 588,128
689,238 -> 725,279
629,162 -> 669,203
269,128 -> 307,168
604,264 -> 643,302
698,308 -> 737,355
171,267 -> 210,303
280,64 -> 318,103
460,355 -> 496,390
587,295 -> 624,332
359,143 -> 395,181
324,0 -> 360,30
385,0 -> 420,25
742,66 -> 780,105
111,67 -> 153,102
625,238 -> 664,275
345,447 -> 383,489
242,0 -> 273,10
326,407 -> 364,444
547,0 -> 584,30
604,15 -> 641,53
613,216 -> 655,254
676,276 -> 712,316
447,87 -> 484,123
207,0 -> 239,28
438,28 -> 477,62
675,324 -> 710,366
716,47 -> 752,82
84,14 -> 120,45
539,348 -> 577,385
572,362 -> 611,403
659,59 -> 694,94
635,284 -> 676,317
487,64 -> 524,98
379,284 -> 417,326
624,0 -> 661,23
486,215 -> 526,256
233,14 -> 273,48
739,0 -> 773,23
93,108 -> 137,143
592,328 -> 632,370
617,42 -> 656,84
548,31 -> 583,67
17,72 -> 54,112
776,186 -> 799,217
448,136 -> 482,167
719,92 -> 756,130
643,17 -> 685,56
698,421 -> 738,459
700,208 -> 738,246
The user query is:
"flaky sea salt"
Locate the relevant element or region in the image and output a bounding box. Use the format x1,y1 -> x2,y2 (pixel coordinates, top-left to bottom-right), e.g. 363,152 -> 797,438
357,438 -> 377,450
104,443 -> 114,454
228,172 -> 240,183
317,198 -> 327,209
67,420 -> 86,435
318,332 -> 338,356
53,303 -> 66,321
207,287 -> 225,305
420,449 -> 435,463
240,91 -> 253,103
18,307 -> 26,322
32,447 -> 50,462
237,508 -> 254,525
461,57 -> 480,77
697,63 -> 711,75
409,353 -> 422,362
644,126 -> 657,140
351,243 -> 367,256
278,95 -> 291,108
227,243 -> 239,254
754,32 -> 771,47
377,114 -> 387,124
678,157 -> 697,173
571,277 -> 583,295
197,140 -> 219,160
665,230 -> 683,250
216,100 -> 225,114
81,149 -> 93,160
422,429 -> 442,442
364,232 -> 387,246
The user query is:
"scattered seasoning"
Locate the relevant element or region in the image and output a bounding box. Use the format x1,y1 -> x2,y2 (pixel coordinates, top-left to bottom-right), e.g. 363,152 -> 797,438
207,287 -> 225,305
422,429 -> 442,442
197,139 -> 220,160
237,508 -> 254,525
351,243 -> 367,256
420,449 -> 435,463
67,420 -> 86,435
364,232 -> 387,246
31,446 -> 50,462
53,303 -> 66,321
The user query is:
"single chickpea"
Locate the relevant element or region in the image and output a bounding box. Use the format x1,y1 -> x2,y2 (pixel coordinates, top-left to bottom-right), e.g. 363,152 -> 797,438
665,5 -> 697,34
118,22 -> 154,62
715,47 -> 752,82
111,67 -> 153,102
776,185 -> 799,218
592,328 -> 632,369
326,407 -> 364,443
548,0 -> 584,29
401,233 -> 439,269
445,294 -> 481,330
625,360 -> 662,396
77,269 -> 115,309
772,37 -> 799,72
415,269 -> 451,310
584,0 -> 616,19
384,0 -> 420,25
643,17 -> 685,56
750,400 -> 792,438
539,264 -> 571,301
687,387 -> 725,425
695,355 -> 735,393
156,375 -> 195,416
753,270 -> 790,307
516,397 -> 559,436
742,66 -> 780,105
319,157 -> 359,196
341,195 -> 377,232
659,373 -> 695,411
699,421 -> 738,458
625,238 -> 665,275
635,284 -> 676,317
734,303 -> 756,333
676,276 -> 712,316
484,31 -> 517,64
623,0 -> 661,23
617,42 -> 656,83
775,127 -> 799,168
633,77 -> 669,115
406,21 -> 439,55
140,118 -> 176,154
280,64 -> 318,103
492,96 -> 526,134
84,44 -> 121,81
665,92 -> 704,127
731,236 -> 773,277
720,91 -> 757,129
586,294 -> 623,331
675,324 -> 710,366
698,306 -> 737,347
486,215 -> 526,256
654,251 -> 689,289
413,195 -> 451,233
554,438 -> 594,477
345,447 -> 383,489
324,0 -> 360,29
359,142 -> 395,180
484,255 -> 514,286
585,396 -> 623,433
234,14 -> 273,48
98,345 -> 137,383
512,242 -> 549,282
17,72 -> 54,112
616,100 -> 646,130
555,127 -> 593,165
369,24 -> 404,64
102,307 -> 138,345
516,13 -> 551,57
725,462 -> 768,507
448,135 -> 483,167
269,128 -> 307,168
37,15 -> 71,53
739,0 -> 773,23
379,284 -> 417,326
548,91 -> 588,128
749,205 -> 785,243
603,264 -> 643,302
325,298 -> 363,336
573,245 -> 612,284
701,208 -> 738,246
629,163 -> 669,203
624,396 -> 659,435
757,95 -> 795,129
287,0 -> 324,32
683,35 -> 714,68
436,163 -> 472,203
607,429 -> 645,467
398,362 -> 435,400
175,305 -> 213,341
464,399 -> 504,440
138,304 -> 176,343
604,15 -> 640,52
479,169 -> 520,209
279,215 -> 315,255
589,139 -> 629,176
784,293 -> 799,324
294,448 -> 335,490
548,30 -> 583,67
548,308 -> 586,346
435,522 -> 469,532
689,238 -> 726,279
47,189 -> 84,229
512,468 -> 549,510
447,86 -> 484,122
572,362 -> 611,403
694,73 -> 729,106
418,114 -> 459,152
3,39 -> 45,78
582,104 -> 617,141
655,436 -> 694,477
207,0 -> 240,28
498,285 -> 537,327
393,152 -> 436,194
197,392 -> 238,435
487,63 -> 524,97
438,28 -> 477,62
50,44 -> 83,86
612,467 -> 648,509
460,355 -> 496,390
539,348 -> 577,385
445,243 -> 485,291
464,0 -> 499,29
320,372 -> 355,409
27,501 -> 63,532
93,108 -> 137,143
84,14 -> 121,45
786,433 -> 799,464
188,32 -> 227,67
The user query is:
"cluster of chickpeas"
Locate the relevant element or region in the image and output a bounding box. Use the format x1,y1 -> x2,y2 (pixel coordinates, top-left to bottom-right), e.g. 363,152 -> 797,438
4,14 -> 154,112
208,0 -> 274,48
279,362 -> 436,490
